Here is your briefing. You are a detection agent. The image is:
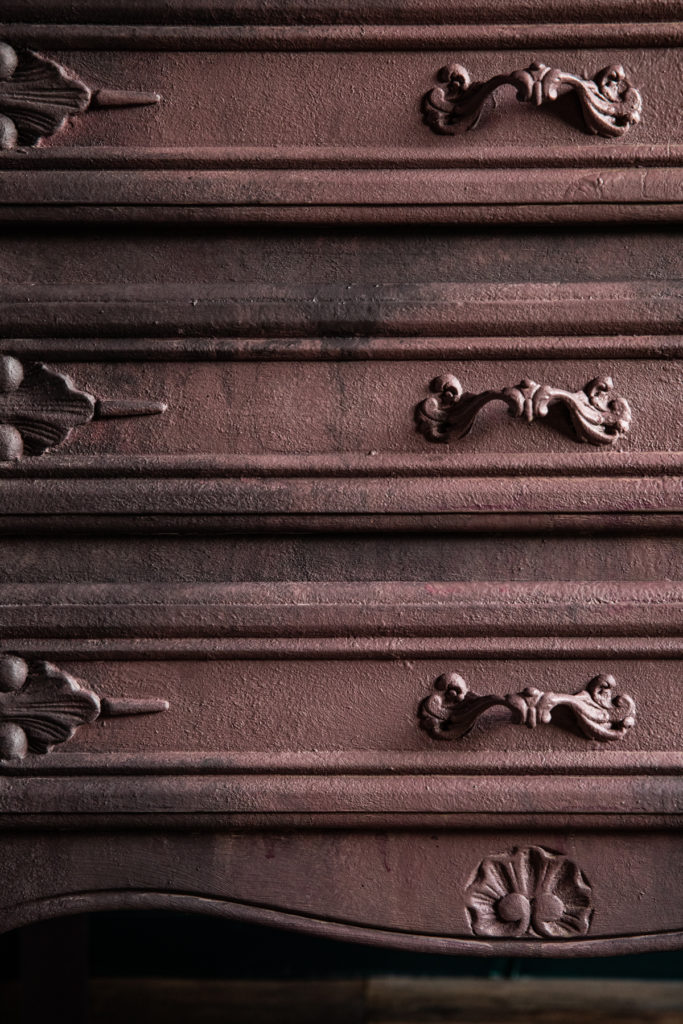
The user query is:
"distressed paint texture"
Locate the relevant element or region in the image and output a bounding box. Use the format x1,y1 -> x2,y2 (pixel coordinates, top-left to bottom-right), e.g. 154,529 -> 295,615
0,0 -> 681,960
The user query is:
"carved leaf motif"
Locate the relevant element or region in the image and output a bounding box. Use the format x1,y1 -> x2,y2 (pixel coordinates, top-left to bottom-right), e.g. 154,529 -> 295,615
0,41 -> 160,150
0,655 -> 170,760
0,656 -> 100,758
0,358 -> 96,457
0,354 -> 167,460
465,846 -> 593,939
0,42 -> 91,148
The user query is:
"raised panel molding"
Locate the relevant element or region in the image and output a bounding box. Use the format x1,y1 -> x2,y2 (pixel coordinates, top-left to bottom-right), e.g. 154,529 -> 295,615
0,281 -> 678,340
0,581 -> 678,640
2,17 -> 682,51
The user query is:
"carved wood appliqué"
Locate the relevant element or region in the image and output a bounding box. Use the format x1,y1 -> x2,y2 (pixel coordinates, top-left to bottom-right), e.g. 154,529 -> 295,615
423,61 -> 642,138
0,41 -> 159,149
0,655 -> 169,760
0,355 -> 166,459
416,374 -> 632,446
465,846 -> 593,939
420,672 -> 636,742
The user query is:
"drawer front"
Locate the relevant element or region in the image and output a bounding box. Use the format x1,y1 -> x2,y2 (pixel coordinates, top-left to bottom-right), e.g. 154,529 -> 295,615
1,233 -> 681,520
0,654 -> 674,765
0,575 -> 680,953
1,5 -> 683,220
0,581 -> 679,771
1,351 -> 680,518
0,47 -> 666,152
16,355 -> 675,457
0,44 -> 675,152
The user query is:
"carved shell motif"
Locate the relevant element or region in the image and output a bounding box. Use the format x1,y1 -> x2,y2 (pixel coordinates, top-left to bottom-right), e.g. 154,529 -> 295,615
465,846 -> 593,939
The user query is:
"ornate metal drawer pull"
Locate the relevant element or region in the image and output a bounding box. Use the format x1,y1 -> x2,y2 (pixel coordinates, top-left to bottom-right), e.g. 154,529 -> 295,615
423,61 -> 642,139
0,41 -> 159,149
419,672 -> 636,743
415,374 -> 631,447
0,355 -> 166,460
0,655 -> 169,760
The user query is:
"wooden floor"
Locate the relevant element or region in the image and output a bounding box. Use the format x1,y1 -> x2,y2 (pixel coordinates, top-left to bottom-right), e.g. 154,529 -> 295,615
2,976 -> 683,1023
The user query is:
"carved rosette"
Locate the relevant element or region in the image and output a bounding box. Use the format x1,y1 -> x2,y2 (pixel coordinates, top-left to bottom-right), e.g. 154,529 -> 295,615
0,355 -> 166,460
0,655 -> 169,760
0,41 -> 159,149
423,60 -> 642,139
416,374 -> 632,447
465,846 -> 593,939
419,672 -> 636,742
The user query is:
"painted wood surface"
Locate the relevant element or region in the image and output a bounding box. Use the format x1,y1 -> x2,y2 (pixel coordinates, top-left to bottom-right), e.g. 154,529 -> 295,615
0,0 -> 680,959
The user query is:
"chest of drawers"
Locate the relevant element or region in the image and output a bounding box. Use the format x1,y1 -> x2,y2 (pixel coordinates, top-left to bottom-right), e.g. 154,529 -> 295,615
0,0 -> 681,960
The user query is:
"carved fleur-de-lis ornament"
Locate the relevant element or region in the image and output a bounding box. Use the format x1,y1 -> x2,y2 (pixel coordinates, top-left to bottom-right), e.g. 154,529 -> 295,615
0,40 -> 159,150
0,654 -> 169,761
0,354 -> 166,461
0,40 -> 88,149
0,654 -> 100,760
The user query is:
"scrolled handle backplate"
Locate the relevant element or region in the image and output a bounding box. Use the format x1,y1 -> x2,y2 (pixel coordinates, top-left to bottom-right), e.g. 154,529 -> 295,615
422,60 -> 642,138
415,374 -> 632,447
419,672 -> 636,743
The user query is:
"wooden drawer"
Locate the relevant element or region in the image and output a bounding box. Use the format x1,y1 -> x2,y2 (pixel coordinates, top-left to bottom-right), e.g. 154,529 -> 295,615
2,274 -> 682,520
14,354 -> 675,457
0,580 -> 679,770
3,653 -> 676,769
1,2 -> 683,221
0,578 -> 680,954
1,354 -> 680,518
